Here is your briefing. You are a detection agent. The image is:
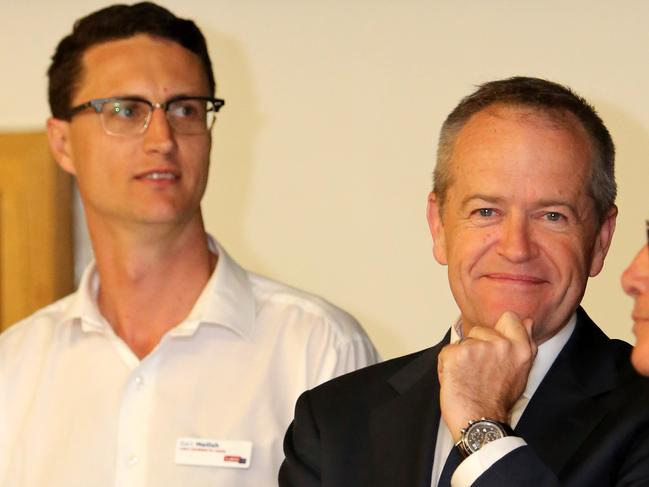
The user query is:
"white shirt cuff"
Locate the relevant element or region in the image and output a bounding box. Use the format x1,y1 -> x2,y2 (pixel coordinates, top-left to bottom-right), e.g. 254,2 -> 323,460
451,436 -> 527,487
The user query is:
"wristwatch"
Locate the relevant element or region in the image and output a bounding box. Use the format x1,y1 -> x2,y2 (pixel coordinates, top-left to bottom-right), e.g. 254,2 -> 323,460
455,418 -> 515,458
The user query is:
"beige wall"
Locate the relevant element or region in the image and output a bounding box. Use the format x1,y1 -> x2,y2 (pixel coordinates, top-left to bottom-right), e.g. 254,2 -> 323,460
2,0 -> 647,359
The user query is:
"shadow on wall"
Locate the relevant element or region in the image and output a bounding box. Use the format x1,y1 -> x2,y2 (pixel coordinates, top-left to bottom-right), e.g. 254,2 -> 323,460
200,27 -> 265,268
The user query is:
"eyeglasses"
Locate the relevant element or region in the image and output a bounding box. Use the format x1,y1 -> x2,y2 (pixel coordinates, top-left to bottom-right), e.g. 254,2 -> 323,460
646,220 -> 649,250
66,96 -> 225,136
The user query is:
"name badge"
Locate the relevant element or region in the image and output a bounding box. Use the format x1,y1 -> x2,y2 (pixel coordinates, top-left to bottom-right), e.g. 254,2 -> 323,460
175,438 -> 253,469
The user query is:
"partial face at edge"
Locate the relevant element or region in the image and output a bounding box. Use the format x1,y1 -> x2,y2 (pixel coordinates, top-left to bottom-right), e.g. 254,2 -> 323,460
623,243 -> 649,375
427,105 -> 616,343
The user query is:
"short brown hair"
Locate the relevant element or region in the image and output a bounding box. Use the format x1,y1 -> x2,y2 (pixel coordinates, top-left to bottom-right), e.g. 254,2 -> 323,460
48,2 -> 216,120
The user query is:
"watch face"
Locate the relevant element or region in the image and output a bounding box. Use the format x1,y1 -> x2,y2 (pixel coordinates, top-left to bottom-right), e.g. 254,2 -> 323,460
465,420 -> 504,452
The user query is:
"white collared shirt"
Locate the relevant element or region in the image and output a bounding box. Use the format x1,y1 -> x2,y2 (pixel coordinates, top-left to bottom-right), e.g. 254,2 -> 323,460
430,315 -> 576,486
0,237 -> 378,487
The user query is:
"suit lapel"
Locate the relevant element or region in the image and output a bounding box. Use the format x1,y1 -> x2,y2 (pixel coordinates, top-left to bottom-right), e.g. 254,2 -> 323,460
370,335 -> 448,487
515,308 -> 619,475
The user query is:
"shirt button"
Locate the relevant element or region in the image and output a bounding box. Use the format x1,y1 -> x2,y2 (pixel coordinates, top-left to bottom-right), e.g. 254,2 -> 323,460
128,454 -> 139,466
134,375 -> 144,387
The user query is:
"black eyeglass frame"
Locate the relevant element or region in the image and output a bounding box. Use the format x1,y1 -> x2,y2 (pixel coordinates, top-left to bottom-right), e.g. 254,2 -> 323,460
65,95 -> 225,134
646,220 -> 649,250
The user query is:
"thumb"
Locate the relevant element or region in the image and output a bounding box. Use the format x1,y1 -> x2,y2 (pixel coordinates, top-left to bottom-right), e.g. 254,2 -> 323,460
522,318 -> 538,356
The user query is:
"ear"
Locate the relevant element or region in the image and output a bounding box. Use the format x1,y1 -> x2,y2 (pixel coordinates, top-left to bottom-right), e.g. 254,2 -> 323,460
46,117 -> 76,175
589,205 -> 617,277
426,192 -> 448,265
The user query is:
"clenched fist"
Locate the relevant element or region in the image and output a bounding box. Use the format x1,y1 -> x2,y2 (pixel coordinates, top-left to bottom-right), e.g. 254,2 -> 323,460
438,311 -> 537,442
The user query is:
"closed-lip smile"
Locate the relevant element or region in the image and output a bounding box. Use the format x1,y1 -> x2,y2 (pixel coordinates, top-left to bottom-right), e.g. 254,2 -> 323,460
484,273 -> 547,284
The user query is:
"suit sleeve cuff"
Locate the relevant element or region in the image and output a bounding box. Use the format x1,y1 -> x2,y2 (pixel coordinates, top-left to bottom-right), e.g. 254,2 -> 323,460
451,436 -> 527,487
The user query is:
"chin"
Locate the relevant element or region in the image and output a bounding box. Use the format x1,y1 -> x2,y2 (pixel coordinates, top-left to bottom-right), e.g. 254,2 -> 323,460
631,345 -> 649,377
477,300 -> 541,327
631,323 -> 649,377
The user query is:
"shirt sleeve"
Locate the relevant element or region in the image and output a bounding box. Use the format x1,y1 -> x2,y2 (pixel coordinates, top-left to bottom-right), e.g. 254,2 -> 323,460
451,436 -> 527,487
333,335 -> 379,376
308,321 -> 380,388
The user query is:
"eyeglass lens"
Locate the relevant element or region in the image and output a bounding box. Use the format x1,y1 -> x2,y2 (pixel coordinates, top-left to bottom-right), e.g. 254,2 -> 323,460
100,99 -> 216,135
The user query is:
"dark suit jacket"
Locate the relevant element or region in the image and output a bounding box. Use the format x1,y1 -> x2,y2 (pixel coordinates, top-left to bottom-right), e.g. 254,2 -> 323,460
279,308 -> 649,486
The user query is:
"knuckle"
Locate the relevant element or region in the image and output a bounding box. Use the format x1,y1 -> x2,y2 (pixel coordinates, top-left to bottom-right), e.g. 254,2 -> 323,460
492,336 -> 512,355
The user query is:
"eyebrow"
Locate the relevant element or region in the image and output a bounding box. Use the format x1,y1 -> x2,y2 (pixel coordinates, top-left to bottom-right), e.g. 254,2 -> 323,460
460,194 -> 579,216
459,194 -> 505,209
535,199 -> 579,216
109,92 -> 206,101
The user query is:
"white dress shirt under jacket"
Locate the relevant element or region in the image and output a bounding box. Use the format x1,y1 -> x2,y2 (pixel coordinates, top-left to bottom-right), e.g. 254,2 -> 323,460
0,237 -> 378,487
431,315 -> 576,486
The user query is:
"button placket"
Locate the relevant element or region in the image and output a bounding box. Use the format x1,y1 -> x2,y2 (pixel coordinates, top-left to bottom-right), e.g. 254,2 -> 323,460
114,362 -> 157,487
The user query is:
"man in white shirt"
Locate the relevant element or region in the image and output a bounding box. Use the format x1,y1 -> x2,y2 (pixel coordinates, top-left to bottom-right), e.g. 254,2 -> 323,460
280,77 -> 649,486
0,3 -> 377,486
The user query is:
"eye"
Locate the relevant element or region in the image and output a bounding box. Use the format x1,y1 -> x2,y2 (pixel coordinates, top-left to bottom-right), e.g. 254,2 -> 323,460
544,211 -> 565,222
180,105 -> 195,116
115,106 -> 132,117
108,101 -> 144,119
476,208 -> 495,217
168,99 -> 204,119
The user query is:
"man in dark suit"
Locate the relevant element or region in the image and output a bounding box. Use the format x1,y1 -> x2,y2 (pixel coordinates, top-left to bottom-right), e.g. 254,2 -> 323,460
279,77 -> 649,486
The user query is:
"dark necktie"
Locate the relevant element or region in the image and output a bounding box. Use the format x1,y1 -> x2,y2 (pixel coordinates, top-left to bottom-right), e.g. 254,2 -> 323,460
437,446 -> 462,487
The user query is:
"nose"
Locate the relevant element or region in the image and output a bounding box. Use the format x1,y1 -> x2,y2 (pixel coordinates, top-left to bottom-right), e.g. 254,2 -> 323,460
622,246 -> 649,297
497,214 -> 537,263
142,106 -> 175,154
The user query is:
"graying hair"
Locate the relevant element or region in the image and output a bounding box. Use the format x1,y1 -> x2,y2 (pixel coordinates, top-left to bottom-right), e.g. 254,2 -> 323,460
433,76 -> 616,224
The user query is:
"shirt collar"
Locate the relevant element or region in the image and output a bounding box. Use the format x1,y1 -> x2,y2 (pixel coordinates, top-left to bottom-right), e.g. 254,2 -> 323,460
59,234 -> 256,340
170,236 -> 256,339
450,313 -> 576,400
524,313 -> 575,400
60,262 -> 108,332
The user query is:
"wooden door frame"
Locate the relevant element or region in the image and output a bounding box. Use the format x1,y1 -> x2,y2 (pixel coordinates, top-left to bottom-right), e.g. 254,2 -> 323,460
0,132 -> 74,330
